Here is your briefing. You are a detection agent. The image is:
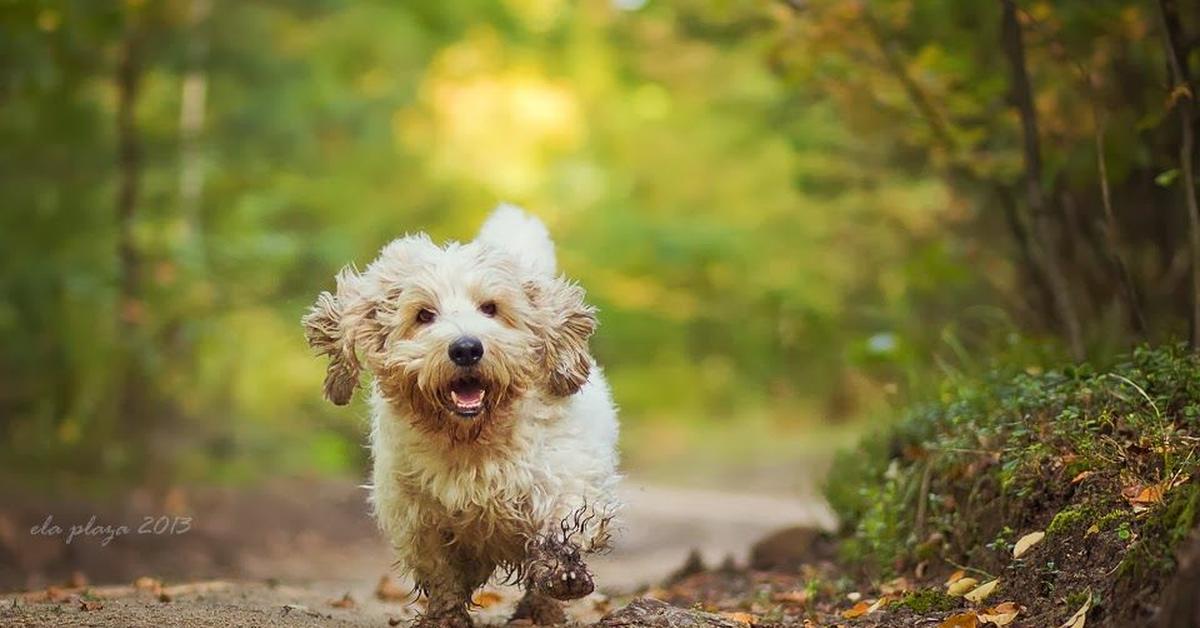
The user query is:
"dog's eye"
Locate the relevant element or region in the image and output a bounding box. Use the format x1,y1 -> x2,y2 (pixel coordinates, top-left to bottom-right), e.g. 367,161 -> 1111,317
479,301 -> 498,317
415,308 -> 436,324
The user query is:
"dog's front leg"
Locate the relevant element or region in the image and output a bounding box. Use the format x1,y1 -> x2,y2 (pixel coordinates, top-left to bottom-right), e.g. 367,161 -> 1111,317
411,534 -> 493,628
524,531 -> 595,603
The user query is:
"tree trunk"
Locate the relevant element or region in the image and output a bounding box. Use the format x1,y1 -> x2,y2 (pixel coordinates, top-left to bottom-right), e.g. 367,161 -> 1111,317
999,0 -> 1085,360
1092,111 -> 1147,337
115,20 -> 150,464
1156,0 -> 1200,350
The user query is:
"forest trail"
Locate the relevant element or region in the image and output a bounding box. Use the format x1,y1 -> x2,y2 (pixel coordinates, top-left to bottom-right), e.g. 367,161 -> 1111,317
0,480 -> 835,627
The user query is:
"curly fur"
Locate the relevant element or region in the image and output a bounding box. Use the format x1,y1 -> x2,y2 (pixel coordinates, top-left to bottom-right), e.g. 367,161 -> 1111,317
303,205 -> 621,626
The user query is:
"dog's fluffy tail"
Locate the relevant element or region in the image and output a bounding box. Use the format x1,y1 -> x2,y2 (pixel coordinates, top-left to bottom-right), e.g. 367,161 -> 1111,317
476,203 -> 557,275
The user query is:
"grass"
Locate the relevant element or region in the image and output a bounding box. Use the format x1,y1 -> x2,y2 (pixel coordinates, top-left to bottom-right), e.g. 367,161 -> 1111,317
823,343 -> 1200,624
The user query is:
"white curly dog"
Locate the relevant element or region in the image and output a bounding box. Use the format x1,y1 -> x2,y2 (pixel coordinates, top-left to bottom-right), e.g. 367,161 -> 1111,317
303,205 -> 620,627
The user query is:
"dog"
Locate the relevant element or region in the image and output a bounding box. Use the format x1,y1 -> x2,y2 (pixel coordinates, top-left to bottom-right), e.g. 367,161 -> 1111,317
303,205 -> 620,627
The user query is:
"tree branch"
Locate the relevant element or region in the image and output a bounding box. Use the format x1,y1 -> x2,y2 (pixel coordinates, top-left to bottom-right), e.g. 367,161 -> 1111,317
999,0 -> 1084,359
1156,0 -> 1200,350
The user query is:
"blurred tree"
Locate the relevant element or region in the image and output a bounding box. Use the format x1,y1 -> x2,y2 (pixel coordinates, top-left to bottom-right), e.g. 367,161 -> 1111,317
2,0 -> 1196,488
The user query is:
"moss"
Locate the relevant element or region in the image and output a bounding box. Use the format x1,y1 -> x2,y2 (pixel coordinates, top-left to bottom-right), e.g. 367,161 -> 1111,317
898,589 -> 960,613
1046,506 -> 1088,537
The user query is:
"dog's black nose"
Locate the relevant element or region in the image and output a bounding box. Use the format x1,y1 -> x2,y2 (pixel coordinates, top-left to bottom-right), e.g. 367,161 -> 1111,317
448,336 -> 484,366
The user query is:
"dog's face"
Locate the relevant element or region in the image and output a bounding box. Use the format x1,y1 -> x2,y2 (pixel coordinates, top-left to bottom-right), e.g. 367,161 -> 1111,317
303,235 -> 596,438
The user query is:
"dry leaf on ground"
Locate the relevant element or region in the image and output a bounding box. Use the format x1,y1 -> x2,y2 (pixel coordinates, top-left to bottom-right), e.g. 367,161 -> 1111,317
1059,594 -> 1092,628
1071,471 -> 1094,484
842,599 -> 889,619
842,600 -> 872,619
964,579 -> 998,604
948,577 -> 980,596
978,602 -> 1020,626
945,569 -> 967,585
1013,531 -> 1045,558
375,575 -> 409,602
1126,484 -> 1164,511
472,590 -> 504,608
938,611 -> 979,628
329,593 -> 355,609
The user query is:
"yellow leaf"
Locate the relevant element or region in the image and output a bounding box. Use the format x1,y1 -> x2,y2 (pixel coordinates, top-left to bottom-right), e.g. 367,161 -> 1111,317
939,611 -> 980,628
945,569 -> 967,585
472,590 -> 504,608
964,579 -> 999,604
979,601 -> 1020,626
1059,594 -> 1092,628
1085,523 -> 1100,536
1013,531 -> 1045,558
948,577 -> 979,597
841,600 -> 872,619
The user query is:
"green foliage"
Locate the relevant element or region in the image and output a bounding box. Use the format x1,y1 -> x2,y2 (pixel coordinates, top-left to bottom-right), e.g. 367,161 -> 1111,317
2,0 -> 1198,490
1,0 -> 1000,487
826,344 -> 1200,583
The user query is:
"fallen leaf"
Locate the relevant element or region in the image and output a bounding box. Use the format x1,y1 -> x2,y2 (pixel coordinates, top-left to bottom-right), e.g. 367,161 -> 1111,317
79,599 -> 103,611
979,602 -> 1020,626
1086,523 -> 1100,536
964,579 -> 999,604
945,569 -> 967,585
720,611 -> 759,625
880,576 -> 911,595
939,611 -> 980,628
1060,594 -> 1092,628
1129,485 -> 1163,506
915,560 -> 930,579
1071,471 -> 1094,484
472,590 -> 503,608
45,585 -> 69,603
841,600 -> 872,619
1013,531 -> 1045,558
375,575 -> 408,602
948,577 -> 980,597
329,593 -> 355,609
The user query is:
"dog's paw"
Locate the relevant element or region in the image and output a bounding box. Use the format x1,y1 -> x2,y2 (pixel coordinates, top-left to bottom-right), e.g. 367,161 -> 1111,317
533,561 -> 594,601
415,608 -> 473,628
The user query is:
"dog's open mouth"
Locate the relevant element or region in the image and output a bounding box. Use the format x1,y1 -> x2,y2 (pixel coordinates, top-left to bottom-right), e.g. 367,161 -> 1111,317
448,377 -> 487,417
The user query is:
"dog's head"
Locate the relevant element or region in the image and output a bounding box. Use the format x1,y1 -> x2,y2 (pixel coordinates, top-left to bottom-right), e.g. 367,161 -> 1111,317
302,229 -> 595,437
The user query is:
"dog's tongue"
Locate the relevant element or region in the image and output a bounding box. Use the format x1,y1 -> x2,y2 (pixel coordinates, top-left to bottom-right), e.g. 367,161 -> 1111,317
450,381 -> 485,408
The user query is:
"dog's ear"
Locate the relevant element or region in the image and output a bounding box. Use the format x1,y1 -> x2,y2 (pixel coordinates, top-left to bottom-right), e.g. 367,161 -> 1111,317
303,267 -> 369,406
526,275 -> 597,396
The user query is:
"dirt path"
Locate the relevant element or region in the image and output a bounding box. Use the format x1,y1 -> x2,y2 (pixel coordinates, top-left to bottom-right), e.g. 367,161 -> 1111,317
0,480 -> 833,627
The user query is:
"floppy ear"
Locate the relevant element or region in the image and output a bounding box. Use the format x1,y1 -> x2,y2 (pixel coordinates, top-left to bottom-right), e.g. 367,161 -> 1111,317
526,275 -> 598,396
302,267 -> 367,406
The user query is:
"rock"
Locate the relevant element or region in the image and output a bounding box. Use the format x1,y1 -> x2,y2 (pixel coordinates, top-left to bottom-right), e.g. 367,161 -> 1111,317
748,525 -> 835,571
598,598 -> 742,628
